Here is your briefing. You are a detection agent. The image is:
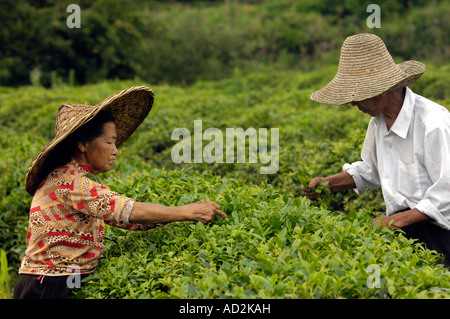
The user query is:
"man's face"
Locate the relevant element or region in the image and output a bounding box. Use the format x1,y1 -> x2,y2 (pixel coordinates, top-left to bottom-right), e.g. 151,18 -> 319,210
351,95 -> 384,117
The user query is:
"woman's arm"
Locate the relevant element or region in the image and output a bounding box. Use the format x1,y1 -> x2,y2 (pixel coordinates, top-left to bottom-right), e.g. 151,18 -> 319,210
129,200 -> 227,225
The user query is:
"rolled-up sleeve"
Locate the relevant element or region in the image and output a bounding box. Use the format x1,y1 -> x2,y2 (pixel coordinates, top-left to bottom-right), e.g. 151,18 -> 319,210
415,127 -> 450,230
343,119 -> 381,194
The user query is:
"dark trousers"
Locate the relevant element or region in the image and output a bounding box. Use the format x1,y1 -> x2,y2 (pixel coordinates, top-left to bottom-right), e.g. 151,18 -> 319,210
13,273 -> 87,299
400,218 -> 450,268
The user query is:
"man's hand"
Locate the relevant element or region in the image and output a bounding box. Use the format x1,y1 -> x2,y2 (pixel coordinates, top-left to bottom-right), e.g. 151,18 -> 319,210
371,215 -> 399,229
371,208 -> 430,229
301,172 -> 356,200
301,177 -> 328,200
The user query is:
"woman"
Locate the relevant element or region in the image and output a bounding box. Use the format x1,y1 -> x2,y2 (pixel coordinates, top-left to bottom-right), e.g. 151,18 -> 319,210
14,86 -> 226,299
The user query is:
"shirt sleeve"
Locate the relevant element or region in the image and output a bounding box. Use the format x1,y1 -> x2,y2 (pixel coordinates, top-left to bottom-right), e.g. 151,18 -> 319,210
66,173 -> 155,231
342,119 -> 381,194
415,126 -> 450,230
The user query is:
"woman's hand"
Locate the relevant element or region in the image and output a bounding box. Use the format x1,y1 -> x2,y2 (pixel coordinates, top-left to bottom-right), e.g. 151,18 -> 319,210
181,199 -> 227,224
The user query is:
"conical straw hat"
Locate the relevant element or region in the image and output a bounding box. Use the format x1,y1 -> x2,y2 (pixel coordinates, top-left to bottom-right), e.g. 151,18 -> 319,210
310,33 -> 425,105
25,86 -> 154,195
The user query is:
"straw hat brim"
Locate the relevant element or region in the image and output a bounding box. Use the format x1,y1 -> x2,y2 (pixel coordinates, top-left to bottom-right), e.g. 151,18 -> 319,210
25,86 -> 154,195
309,33 -> 426,105
310,60 -> 425,105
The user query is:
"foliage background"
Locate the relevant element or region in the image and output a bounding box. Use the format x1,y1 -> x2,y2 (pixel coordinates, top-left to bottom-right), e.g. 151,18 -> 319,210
1,0 -> 448,87
1,0 -> 449,299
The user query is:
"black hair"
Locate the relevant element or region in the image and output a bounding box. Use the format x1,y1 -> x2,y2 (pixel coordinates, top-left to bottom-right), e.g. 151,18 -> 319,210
33,111 -> 115,191
49,110 -> 115,169
71,110 -> 115,144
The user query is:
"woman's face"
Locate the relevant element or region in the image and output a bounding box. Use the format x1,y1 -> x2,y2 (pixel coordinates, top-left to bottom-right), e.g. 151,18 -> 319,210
78,121 -> 118,174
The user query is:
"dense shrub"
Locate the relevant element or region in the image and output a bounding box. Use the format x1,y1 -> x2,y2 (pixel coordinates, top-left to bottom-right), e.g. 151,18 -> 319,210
72,167 -> 450,299
1,61 -> 449,297
1,0 -> 448,86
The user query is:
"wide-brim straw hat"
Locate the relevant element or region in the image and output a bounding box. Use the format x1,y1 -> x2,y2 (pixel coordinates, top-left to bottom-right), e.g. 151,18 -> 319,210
25,86 -> 154,195
310,33 -> 426,105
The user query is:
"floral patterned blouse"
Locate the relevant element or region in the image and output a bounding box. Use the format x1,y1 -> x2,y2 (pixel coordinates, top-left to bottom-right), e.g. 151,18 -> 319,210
19,160 -> 154,276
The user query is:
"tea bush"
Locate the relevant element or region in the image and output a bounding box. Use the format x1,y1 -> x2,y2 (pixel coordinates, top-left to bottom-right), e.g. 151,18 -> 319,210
74,167 -> 450,299
0,250 -> 12,299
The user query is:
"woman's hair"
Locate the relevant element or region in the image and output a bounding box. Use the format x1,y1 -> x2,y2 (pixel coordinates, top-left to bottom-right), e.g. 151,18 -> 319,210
50,111 -> 115,168
71,110 -> 115,144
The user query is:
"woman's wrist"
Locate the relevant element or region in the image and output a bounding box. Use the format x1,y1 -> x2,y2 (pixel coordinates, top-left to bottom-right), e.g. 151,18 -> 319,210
173,205 -> 191,222
129,203 -> 185,224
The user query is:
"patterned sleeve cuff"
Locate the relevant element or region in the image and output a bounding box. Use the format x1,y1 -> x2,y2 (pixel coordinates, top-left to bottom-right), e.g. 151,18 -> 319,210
119,199 -> 135,224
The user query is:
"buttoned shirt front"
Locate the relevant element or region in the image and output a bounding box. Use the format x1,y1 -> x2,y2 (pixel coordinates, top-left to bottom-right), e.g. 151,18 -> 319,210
343,87 -> 450,230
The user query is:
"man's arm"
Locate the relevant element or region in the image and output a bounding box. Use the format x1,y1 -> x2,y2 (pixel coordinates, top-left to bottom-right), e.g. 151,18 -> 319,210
372,208 -> 430,229
303,174 -> 430,229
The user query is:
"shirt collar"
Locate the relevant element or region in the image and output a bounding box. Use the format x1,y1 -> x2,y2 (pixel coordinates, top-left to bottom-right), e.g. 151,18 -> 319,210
389,87 -> 416,139
71,159 -> 95,174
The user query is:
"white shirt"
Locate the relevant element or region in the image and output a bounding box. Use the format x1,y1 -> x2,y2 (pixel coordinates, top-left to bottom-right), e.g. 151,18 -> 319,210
343,87 -> 450,230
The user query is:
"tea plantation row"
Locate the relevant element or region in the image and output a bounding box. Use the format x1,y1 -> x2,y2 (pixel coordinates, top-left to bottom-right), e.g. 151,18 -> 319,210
74,166 -> 450,298
1,63 -> 449,298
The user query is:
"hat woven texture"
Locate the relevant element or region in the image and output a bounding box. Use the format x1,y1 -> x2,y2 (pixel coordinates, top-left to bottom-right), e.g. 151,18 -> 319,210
25,86 -> 154,195
310,33 -> 425,105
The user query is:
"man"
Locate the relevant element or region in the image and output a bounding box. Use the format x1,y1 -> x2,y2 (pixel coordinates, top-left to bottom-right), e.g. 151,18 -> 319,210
304,33 -> 450,267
